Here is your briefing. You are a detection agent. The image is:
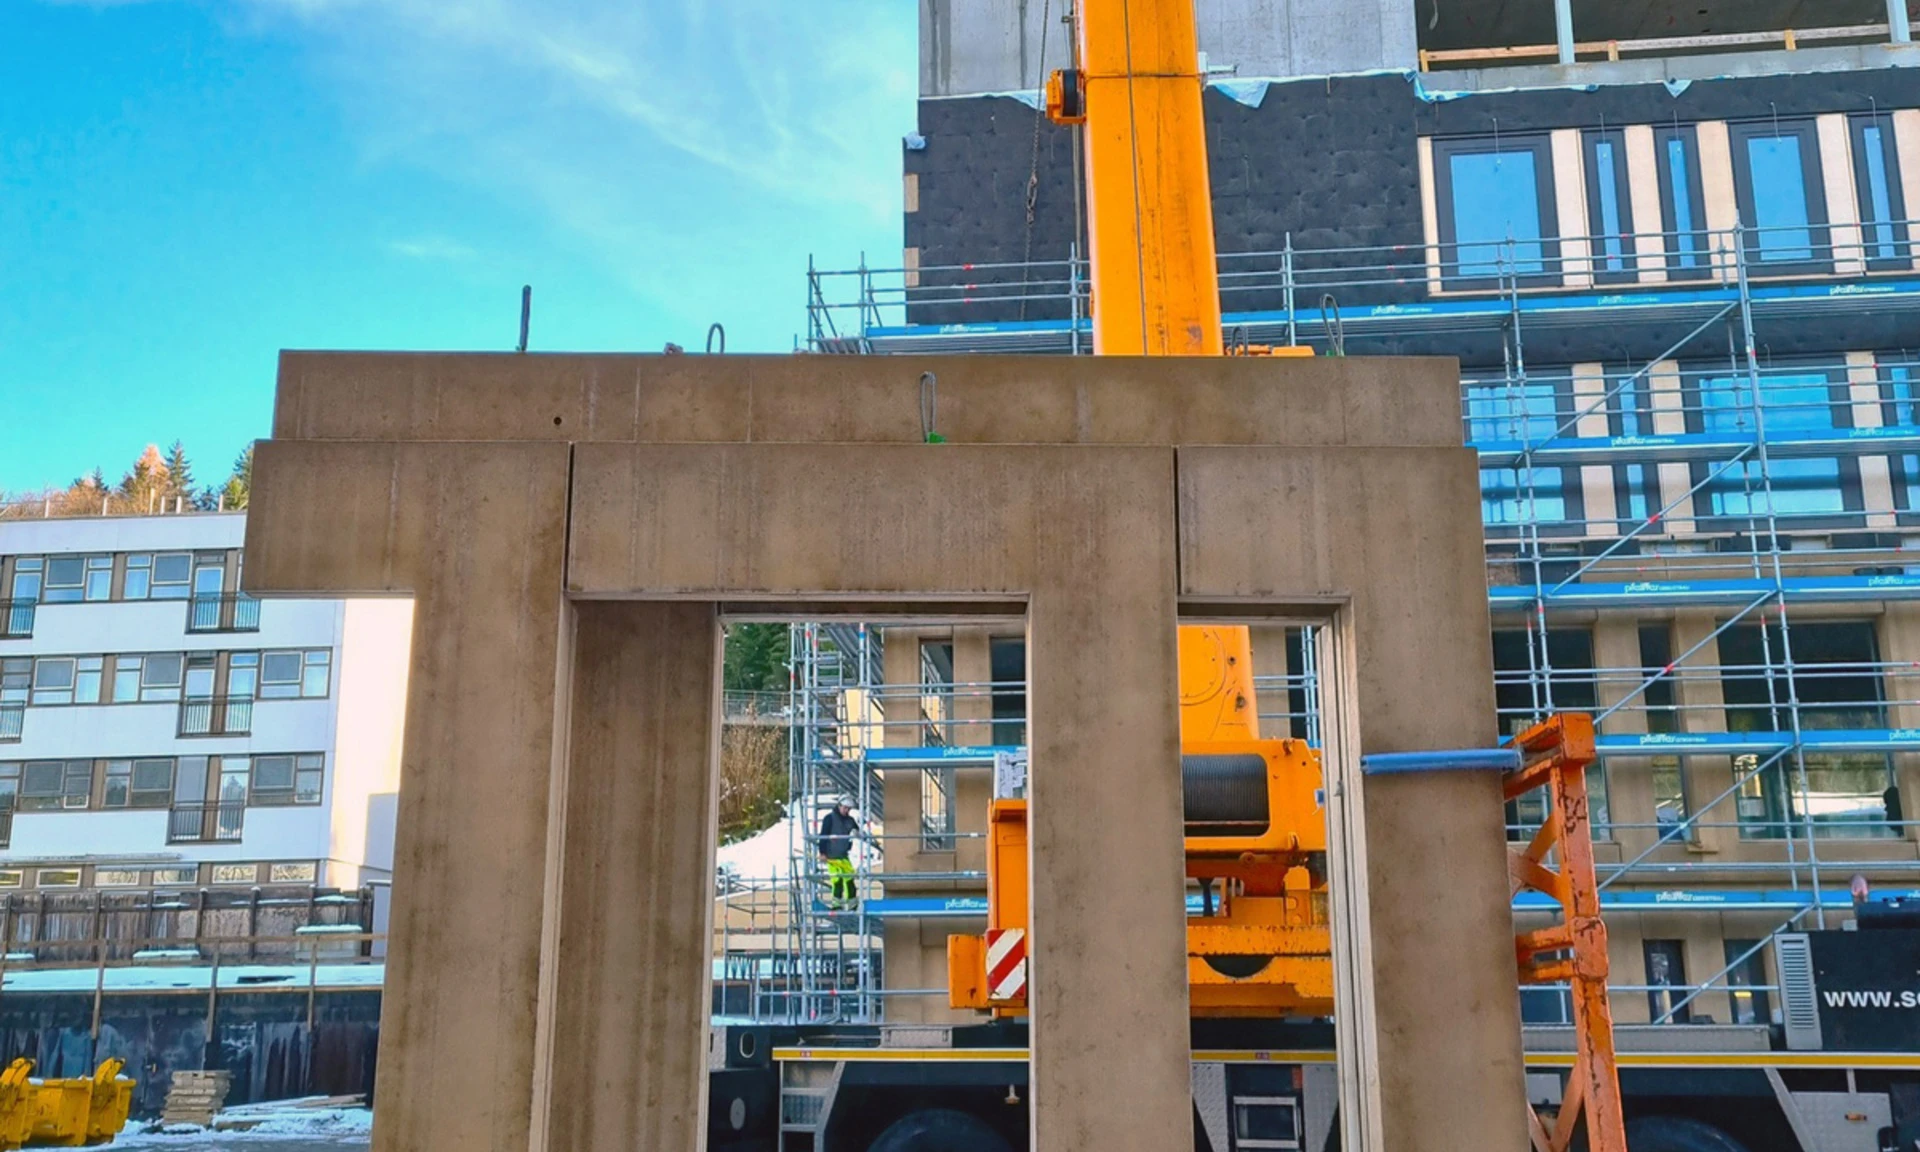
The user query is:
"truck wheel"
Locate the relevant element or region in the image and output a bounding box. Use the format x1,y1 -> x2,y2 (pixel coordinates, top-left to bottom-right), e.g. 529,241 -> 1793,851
866,1108 -> 1013,1152
1627,1116 -> 1751,1152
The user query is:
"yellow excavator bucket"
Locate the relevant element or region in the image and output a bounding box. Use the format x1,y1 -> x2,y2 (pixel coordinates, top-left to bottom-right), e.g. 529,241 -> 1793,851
0,1058 -> 135,1149
85,1060 -> 132,1144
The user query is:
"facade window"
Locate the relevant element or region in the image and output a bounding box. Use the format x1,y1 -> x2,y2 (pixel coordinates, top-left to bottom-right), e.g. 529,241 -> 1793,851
269,862 -> 317,884
20,760 -> 92,811
35,869 -> 81,890
1645,939 -> 1691,1023
0,763 -> 16,814
1724,939 -> 1771,1025
920,766 -> 955,851
93,869 -> 142,888
0,659 -> 25,705
919,640 -> 955,745
1850,115 -> 1910,269
28,656 -> 102,706
1654,126 -> 1711,278
1690,369 -> 1856,521
1583,129 -> 1636,283
150,553 -> 192,600
256,649 -> 331,699
102,758 -> 173,809
43,556 -> 91,603
989,637 -> 1025,746
250,753 -> 324,806
1481,468 -> 1572,526
1724,621 -> 1895,838
1609,373 -> 1658,526
0,872 -> 20,890
1495,629 -> 1599,837
123,554 -> 151,600
1728,120 -> 1830,273
113,653 -> 185,703
211,864 -> 257,885
1432,134 -> 1559,288
1881,364 -> 1920,514
152,867 -> 196,886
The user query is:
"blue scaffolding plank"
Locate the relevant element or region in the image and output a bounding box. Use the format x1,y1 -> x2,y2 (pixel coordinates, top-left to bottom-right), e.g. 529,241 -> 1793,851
1595,729 -> 1920,755
848,745 -> 1024,768
1491,574 -> 1920,609
860,889 -> 1917,919
1471,424 -> 1920,467
860,277 -> 1920,353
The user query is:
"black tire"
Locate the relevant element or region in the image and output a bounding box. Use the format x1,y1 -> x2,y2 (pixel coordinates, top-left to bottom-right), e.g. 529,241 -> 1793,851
1627,1116 -> 1752,1152
866,1107 -> 1014,1152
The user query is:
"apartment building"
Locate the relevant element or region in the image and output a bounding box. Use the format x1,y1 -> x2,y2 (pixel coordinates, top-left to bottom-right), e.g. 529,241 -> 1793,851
783,0 -> 1920,1028
0,511 -> 408,919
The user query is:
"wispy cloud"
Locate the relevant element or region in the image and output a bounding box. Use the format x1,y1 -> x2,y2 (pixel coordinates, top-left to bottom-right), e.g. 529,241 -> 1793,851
214,0 -> 917,343
387,235 -> 478,262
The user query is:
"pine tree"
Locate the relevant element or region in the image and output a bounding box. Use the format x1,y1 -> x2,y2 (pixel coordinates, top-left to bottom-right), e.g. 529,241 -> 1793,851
162,441 -> 196,508
218,444 -> 254,511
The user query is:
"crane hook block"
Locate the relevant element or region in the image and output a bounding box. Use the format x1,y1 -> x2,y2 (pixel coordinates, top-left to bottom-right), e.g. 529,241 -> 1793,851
1046,70 -> 1086,125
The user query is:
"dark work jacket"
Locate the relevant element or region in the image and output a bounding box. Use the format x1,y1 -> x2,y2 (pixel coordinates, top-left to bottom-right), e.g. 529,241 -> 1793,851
818,810 -> 858,860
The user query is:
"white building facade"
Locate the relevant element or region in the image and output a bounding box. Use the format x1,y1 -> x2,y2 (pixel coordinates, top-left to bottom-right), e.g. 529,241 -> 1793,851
0,512 -> 409,899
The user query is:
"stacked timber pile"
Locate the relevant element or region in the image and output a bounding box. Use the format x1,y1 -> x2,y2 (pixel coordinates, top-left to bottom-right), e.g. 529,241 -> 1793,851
161,1070 -> 231,1127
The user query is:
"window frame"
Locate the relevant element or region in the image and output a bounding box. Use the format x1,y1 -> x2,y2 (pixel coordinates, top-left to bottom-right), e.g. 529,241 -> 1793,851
1850,114 -> 1912,272
1726,118 -> 1832,277
1879,359 -> 1920,522
1654,125 -> 1712,280
1682,362 -> 1862,530
1430,133 -> 1563,292
1582,128 -> 1638,285
1465,373 -> 1587,537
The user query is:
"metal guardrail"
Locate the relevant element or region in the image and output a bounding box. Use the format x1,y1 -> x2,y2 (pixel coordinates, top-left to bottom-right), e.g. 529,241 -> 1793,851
0,601 -> 33,640
0,704 -> 20,745
186,594 -> 261,634
166,803 -> 245,844
177,697 -> 254,738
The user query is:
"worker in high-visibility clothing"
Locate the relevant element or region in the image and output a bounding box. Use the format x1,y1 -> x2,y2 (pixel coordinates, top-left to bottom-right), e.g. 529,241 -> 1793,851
818,797 -> 862,910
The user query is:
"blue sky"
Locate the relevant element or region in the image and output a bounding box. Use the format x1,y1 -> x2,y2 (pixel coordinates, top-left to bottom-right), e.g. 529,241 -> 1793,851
0,0 -> 916,493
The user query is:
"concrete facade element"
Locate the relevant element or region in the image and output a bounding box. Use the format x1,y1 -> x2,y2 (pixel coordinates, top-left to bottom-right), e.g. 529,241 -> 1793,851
246,352 -> 1515,1152
918,0 -> 1416,97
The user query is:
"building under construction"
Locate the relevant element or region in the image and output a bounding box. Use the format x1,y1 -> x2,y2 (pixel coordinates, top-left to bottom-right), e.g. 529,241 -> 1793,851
716,0 -> 1920,1040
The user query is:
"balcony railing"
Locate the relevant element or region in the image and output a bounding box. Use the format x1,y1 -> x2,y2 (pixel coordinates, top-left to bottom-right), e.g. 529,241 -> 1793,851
0,703 -> 20,744
0,809 -> 12,849
177,696 -> 254,738
167,802 -> 244,844
186,593 -> 261,634
1,600 -> 34,639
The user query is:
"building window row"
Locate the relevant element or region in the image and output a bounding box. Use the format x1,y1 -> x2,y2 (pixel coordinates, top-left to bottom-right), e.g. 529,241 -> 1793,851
1497,620 -> 1902,842
0,860 -> 318,891
0,647 -> 331,707
0,752 -> 326,815
1469,353 -> 1919,532
5,549 -> 231,605
1431,111 -> 1911,289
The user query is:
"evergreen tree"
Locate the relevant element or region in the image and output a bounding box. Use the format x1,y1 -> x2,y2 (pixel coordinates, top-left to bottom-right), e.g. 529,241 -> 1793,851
163,441 -> 196,508
723,623 -> 789,694
218,444 -> 254,511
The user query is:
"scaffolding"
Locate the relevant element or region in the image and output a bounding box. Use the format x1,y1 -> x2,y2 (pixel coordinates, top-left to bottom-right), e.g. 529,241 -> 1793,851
794,215 -> 1920,1026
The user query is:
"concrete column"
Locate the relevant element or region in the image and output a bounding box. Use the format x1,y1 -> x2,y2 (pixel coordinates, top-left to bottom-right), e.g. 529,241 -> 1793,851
1848,352 -> 1899,527
1672,612 -> 1736,854
1649,361 -> 1698,534
1817,114 -> 1866,277
1552,130 -> 1592,289
244,440 -> 572,1152
1877,603 -> 1920,845
539,601 -> 720,1152
1593,616 -> 1651,851
1623,125 -> 1670,284
1026,508 -> 1189,1152
952,628 -> 994,745
1573,363 -> 1619,536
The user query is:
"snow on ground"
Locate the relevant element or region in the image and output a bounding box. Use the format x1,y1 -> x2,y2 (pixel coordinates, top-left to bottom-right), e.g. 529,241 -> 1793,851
113,1102 -> 371,1149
